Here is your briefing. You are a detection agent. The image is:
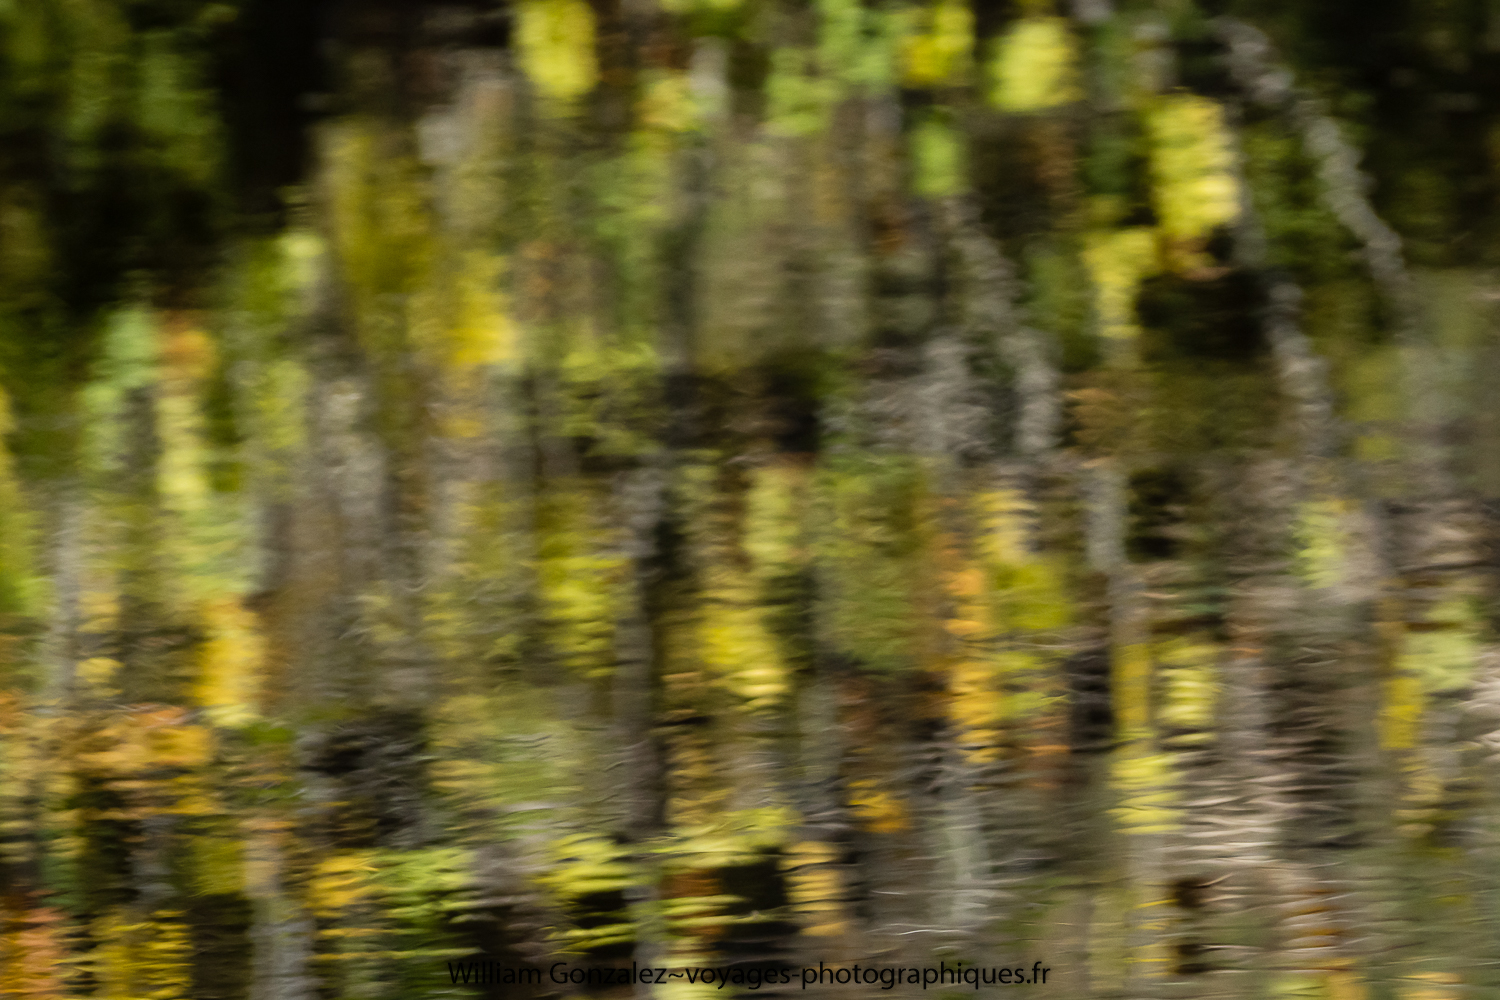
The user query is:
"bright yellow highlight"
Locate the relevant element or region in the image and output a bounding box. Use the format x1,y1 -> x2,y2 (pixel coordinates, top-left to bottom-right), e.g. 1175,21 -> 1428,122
784,841 -> 848,937
196,598 -> 264,728
1144,95 -> 1240,267
949,646 -> 1002,760
989,17 -> 1080,112
848,779 -> 910,832
980,488 -> 1071,633
537,485 -> 626,679
667,808 -> 795,870
516,0 -> 598,104
1382,597 -> 1481,748
903,0 -> 974,87
1155,638 -> 1218,736
700,589 -> 789,710
1380,671 -> 1422,750
977,488 -> 1032,566
78,656 -> 122,696
442,251 -> 517,375
1402,628 -> 1479,692
541,833 -> 637,897
1083,227 -> 1157,341
279,228 -> 323,293
945,548 -> 1001,761
942,488 -> 1071,760
309,853 -> 379,917
91,911 -> 193,1000
1110,747 -> 1177,834
541,834 -> 639,953
1082,96 -> 1238,342
1399,603 -> 1481,694
1293,499 -> 1350,590
81,707 -> 214,780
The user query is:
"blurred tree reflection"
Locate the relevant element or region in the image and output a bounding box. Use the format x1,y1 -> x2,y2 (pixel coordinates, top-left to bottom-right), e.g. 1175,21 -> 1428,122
3,1 -> 1500,997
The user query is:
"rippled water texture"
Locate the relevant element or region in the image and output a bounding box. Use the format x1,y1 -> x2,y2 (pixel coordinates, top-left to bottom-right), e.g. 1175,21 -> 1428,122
1,2 -> 1499,998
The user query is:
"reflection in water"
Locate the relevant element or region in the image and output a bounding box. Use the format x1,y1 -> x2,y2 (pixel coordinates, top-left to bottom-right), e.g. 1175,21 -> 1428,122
1,2 -> 1499,998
